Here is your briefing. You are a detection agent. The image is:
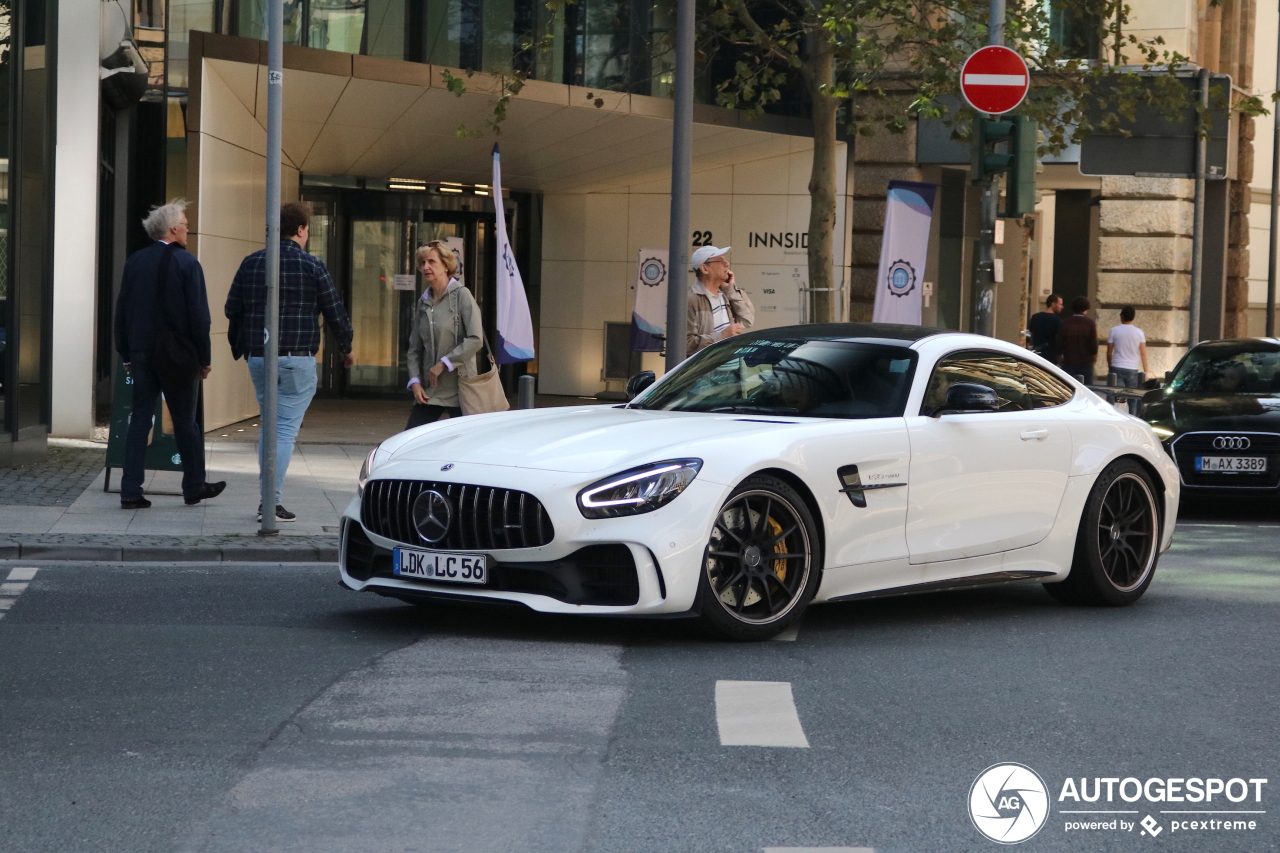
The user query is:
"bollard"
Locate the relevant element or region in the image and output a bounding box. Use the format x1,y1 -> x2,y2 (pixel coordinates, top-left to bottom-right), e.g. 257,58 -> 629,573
1107,372 -> 1117,387
518,374 -> 536,409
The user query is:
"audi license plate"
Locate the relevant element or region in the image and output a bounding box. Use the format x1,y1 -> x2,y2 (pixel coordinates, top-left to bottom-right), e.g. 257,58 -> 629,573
393,548 -> 487,584
1195,456 -> 1268,473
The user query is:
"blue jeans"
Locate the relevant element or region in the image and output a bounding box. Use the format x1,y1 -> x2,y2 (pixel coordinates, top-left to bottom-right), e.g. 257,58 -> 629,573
1112,367 -> 1143,414
248,356 -> 318,505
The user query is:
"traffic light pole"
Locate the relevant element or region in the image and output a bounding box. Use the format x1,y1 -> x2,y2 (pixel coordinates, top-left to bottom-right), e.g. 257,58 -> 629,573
970,0 -> 1005,338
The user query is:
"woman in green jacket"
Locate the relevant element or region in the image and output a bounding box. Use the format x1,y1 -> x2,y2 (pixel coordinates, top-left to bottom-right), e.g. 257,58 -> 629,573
405,241 -> 483,429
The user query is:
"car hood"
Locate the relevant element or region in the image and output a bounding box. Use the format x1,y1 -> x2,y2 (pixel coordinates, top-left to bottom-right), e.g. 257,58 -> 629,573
1146,393 -> 1280,432
378,405 -> 804,475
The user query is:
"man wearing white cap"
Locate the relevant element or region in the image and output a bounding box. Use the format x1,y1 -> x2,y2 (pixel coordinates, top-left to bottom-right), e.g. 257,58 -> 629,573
687,245 -> 754,356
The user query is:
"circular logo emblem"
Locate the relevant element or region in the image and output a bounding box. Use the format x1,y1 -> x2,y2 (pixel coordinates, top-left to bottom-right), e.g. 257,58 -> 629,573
440,463 -> 454,471
640,257 -> 666,287
886,259 -> 916,298
968,763 -> 1050,844
412,489 -> 453,544
1213,436 -> 1250,450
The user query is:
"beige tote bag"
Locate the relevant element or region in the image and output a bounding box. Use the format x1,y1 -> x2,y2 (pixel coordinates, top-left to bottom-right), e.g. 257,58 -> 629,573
455,291 -> 510,416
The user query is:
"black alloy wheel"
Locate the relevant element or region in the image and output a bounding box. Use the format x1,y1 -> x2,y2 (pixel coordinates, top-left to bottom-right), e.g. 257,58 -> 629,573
1045,459 -> 1161,606
698,475 -> 821,641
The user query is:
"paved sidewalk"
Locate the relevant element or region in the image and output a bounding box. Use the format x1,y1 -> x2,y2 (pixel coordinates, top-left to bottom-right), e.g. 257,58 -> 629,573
0,439 -> 369,561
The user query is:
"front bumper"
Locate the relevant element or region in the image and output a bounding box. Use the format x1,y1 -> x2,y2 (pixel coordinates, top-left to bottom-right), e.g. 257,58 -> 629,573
337,472 -> 725,616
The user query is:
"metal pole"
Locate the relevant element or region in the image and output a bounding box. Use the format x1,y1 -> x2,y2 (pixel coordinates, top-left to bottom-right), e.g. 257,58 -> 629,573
1188,67 -> 1209,350
517,373 -> 536,409
1268,24 -> 1280,337
259,0 -> 283,535
664,0 -> 694,372
970,0 -> 1005,338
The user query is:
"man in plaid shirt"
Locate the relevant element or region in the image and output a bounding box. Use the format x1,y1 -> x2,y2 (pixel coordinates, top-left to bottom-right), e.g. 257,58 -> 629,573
225,203 -> 354,523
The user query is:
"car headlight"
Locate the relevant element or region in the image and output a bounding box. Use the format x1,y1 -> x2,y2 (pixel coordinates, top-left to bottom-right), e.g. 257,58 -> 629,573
357,447 -> 378,495
578,459 -> 703,519
1151,425 -> 1175,440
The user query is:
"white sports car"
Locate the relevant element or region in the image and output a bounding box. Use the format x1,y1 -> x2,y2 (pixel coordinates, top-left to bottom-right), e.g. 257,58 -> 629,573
340,324 -> 1179,640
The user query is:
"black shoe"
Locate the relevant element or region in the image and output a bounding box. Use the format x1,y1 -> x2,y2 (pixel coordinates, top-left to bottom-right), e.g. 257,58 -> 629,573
121,497 -> 152,509
184,481 -> 227,506
257,504 -> 297,523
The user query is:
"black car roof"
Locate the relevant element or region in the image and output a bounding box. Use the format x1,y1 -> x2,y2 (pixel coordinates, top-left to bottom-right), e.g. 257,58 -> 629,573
1190,338 -> 1280,353
735,323 -> 956,346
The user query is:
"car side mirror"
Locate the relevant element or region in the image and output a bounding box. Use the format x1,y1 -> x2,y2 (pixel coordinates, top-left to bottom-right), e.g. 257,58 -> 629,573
626,370 -> 656,400
1164,371 -> 1173,383
932,383 -> 1000,417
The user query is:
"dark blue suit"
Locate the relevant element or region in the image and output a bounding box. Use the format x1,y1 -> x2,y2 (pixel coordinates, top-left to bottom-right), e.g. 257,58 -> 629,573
113,241 -> 212,501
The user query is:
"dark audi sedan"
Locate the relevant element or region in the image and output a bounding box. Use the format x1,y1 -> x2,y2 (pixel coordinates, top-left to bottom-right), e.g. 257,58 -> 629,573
1143,338 -> 1280,496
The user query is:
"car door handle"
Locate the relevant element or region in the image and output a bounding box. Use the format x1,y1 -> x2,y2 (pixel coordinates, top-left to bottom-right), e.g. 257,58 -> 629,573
1020,428 -> 1050,441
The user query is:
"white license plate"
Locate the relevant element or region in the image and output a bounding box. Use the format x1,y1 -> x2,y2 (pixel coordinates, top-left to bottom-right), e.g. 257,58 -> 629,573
1195,456 -> 1268,473
393,548 -> 488,584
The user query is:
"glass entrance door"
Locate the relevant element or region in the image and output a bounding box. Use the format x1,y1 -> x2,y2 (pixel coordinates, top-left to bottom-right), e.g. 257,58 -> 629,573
346,216 -> 467,395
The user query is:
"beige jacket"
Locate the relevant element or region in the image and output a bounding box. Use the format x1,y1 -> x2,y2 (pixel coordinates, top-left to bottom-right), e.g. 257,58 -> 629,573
687,280 -> 755,355
406,279 -> 483,408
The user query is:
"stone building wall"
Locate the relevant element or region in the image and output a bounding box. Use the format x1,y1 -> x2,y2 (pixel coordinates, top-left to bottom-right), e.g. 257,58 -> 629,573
1094,178 -> 1194,376
849,122 -> 923,322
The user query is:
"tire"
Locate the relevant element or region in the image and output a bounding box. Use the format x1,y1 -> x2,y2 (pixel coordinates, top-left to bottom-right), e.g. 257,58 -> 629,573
697,475 -> 822,641
1044,459 -> 1161,606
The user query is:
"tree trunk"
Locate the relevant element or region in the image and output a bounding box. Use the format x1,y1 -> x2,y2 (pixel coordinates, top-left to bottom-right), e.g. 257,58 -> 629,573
805,31 -> 841,324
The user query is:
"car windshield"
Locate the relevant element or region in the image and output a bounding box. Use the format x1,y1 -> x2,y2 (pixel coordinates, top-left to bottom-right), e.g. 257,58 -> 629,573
632,338 -> 918,419
1169,343 -> 1280,394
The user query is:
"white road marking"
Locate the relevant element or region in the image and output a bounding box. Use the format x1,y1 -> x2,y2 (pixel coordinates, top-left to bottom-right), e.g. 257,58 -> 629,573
964,73 -> 1026,86
716,680 -> 809,747
0,567 -> 37,618
772,623 -> 801,642
764,848 -> 874,852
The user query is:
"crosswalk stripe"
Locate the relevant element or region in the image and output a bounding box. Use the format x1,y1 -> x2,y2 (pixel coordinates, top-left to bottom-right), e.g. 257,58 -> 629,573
0,582 -> 30,595
716,680 -> 809,747
7,567 -> 38,581
763,848 -> 874,852
0,568 -> 38,618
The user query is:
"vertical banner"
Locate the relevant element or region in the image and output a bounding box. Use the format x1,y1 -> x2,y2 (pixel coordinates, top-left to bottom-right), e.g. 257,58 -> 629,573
632,248 -> 669,351
491,144 -> 536,363
872,180 -> 938,325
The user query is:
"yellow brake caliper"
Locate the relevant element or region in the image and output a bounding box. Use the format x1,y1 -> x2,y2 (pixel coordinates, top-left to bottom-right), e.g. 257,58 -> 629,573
769,517 -> 787,583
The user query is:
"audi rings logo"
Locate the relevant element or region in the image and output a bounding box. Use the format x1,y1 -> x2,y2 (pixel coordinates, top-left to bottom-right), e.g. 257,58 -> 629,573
1213,436 -> 1251,450
412,489 -> 453,544
969,763 -> 1050,844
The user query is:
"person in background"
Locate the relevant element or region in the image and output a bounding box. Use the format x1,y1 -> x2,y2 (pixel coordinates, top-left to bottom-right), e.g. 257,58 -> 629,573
1027,293 -> 1064,365
1107,305 -> 1149,414
225,202 -> 354,523
687,245 -> 754,356
114,200 -> 225,510
1058,296 -> 1099,385
405,241 -> 482,429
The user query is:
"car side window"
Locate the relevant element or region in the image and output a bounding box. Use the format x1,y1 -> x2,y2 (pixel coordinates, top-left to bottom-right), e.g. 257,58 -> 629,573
921,351 -> 1034,414
1019,360 -> 1075,408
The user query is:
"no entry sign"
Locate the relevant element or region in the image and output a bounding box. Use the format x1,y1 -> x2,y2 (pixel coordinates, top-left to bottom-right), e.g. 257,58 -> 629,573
960,46 -> 1030,115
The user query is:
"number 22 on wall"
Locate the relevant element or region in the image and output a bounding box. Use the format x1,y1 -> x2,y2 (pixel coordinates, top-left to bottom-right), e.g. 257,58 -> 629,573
692,231 -> 715,247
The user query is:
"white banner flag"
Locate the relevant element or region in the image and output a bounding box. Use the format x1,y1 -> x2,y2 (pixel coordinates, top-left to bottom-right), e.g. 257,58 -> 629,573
872,181 -> 938,326
492,144 -> 536,363
631,248 -> 668,351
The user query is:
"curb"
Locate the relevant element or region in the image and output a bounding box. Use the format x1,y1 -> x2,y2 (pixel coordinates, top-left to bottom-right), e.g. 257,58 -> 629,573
0,542 -> 337,563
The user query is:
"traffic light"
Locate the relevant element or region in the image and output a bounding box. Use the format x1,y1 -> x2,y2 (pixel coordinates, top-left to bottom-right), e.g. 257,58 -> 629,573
971,115 -> 1042,217
971,117 -> 1014,182
1003,115 -> 1043,217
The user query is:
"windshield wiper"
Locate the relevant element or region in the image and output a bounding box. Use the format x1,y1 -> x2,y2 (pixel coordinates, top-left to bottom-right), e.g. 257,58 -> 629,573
706,404 -> 800,415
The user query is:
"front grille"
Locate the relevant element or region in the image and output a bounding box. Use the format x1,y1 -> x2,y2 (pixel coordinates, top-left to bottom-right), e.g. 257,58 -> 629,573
361,479 -> 555,550
1171,431 -> 1280,489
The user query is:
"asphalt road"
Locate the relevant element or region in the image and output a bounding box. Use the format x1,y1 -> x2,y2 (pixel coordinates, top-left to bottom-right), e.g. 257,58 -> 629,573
1,507 -> 1277,853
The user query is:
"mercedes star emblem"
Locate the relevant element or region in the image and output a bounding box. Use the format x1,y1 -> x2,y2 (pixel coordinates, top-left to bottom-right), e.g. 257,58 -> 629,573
441,463 -> 454,471
412,489 -> 453,544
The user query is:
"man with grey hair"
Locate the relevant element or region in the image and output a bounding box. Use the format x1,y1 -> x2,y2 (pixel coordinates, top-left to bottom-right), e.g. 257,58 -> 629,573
114,199 -> 225,509
687,245 -> 753,356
